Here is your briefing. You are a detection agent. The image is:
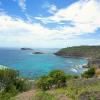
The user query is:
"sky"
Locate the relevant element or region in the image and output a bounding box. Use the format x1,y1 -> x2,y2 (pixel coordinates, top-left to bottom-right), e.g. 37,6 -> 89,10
0,0 -> 100,48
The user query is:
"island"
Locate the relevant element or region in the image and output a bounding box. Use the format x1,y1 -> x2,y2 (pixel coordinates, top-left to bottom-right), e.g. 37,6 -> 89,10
32,52 -> 44,54
21,48 -> 33,50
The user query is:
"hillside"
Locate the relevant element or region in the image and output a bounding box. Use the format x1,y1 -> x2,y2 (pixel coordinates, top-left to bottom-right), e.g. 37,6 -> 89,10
55,46 -> 100,59
14,78 -> 100,100
1,68 -> 100,100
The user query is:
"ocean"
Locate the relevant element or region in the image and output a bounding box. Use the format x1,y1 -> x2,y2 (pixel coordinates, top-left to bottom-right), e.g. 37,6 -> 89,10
0,48 -> 88,78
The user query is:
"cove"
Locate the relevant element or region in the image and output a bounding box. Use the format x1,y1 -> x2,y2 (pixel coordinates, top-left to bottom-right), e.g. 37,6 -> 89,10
0,48 -> 88,78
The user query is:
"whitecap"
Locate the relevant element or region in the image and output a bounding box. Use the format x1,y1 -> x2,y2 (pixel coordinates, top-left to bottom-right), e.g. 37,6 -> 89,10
71,68 -> 78,73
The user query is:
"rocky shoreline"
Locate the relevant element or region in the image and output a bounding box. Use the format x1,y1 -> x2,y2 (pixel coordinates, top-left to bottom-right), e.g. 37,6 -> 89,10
55,54 -> 100,69
55,46 -> 100,69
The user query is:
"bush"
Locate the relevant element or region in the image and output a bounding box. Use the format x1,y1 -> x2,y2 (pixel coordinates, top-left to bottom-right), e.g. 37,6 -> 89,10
4,83 -> 18,95
35,70 -> 66,90
82,67 -> 95,78
14,79 -> 31,92
0,68 -> 19,91
49,70 -> 66,88
36,76 -> 53,90
0,68 -> 32,99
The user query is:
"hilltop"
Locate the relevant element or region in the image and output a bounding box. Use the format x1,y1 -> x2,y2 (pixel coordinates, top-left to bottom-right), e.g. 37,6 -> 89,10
55,46 -> 100,68
55,46 -> 100,59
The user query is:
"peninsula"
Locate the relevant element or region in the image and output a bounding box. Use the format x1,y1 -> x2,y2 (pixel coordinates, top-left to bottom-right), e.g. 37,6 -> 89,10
55,46 -> 100,68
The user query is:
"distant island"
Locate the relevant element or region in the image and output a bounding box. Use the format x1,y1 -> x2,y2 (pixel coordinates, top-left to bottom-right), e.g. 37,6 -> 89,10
55,46 -> 100,68
32,52 -> 44,54
21,48 -> 33,50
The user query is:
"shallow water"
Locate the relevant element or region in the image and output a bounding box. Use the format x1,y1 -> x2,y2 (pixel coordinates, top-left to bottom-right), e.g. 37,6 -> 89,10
0,48 -> 88,78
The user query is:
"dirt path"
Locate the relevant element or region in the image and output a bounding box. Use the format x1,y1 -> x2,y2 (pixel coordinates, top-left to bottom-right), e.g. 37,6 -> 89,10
15,90 -> 35,100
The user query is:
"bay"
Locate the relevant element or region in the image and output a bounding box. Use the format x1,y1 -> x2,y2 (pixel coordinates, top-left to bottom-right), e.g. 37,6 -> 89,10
0,48 -> 88,78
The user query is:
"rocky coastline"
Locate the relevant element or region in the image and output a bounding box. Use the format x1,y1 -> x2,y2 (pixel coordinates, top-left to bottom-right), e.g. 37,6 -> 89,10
55,46 -> 100,69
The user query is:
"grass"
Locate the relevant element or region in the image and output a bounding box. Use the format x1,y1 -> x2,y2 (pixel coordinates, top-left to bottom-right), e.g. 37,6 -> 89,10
32,91 -> 55,100
65,78 -> 100,100
32,78 -> 100,100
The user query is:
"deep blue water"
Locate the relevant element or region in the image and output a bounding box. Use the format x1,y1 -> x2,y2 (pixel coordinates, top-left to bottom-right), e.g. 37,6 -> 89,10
0,48 -> 88,78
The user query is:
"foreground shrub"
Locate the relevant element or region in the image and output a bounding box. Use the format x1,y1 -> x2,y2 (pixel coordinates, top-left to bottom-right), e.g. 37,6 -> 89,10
0,68 -> 19,91
14,79 -> 31,92
82,67 -> 95,78
36,76 -> 54,90
35,70 -> 66,90
0,68 -> 32,99
49,70 -> 66,88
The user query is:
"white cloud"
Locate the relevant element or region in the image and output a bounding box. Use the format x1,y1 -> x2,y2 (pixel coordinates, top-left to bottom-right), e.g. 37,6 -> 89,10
0,15 -> 62,47
18,0 -> 26,12
42,2 -> 58,14
36,0 -> 100,34
48,4 -> 58,14
0,0 -> 100,47
0,14 -> 86,47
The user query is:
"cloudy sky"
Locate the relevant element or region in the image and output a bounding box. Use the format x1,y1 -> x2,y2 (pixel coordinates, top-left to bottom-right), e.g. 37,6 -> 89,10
0,0 -> 100,48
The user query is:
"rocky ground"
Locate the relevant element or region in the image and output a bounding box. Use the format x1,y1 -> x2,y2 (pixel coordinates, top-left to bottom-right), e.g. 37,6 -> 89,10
15,90 -> 35,100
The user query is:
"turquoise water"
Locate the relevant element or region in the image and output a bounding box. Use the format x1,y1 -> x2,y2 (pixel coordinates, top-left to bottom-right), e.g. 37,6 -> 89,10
0,48 -> 88,78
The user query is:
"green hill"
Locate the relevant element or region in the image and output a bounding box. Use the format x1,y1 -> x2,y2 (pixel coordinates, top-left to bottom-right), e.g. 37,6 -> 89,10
55,46 -> 100,59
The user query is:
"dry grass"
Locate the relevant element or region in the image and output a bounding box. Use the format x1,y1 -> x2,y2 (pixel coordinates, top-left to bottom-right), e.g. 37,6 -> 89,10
95,69 -> 100,77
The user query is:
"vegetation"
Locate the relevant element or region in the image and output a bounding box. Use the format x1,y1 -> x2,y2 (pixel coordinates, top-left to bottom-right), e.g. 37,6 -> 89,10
35,70 -> 67,90
33,68 -> 100,100
65,78 -> 100,100
32,78 -> 100,100
0,67 -> 99,100
55,46 -> 100,59
82,67 -> 95,78
0,68 -> 32,100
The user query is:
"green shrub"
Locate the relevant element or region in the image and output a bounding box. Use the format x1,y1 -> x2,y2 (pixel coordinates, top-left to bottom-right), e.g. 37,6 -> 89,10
35,70 -> 66,90
82,67 -> 95,78
0,68 -> 19,91
4,83 -> 18,95
35,76 -> 53,90
49,70 -> 66,88
0,68 -> 32,99
14,79 -> 31,92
